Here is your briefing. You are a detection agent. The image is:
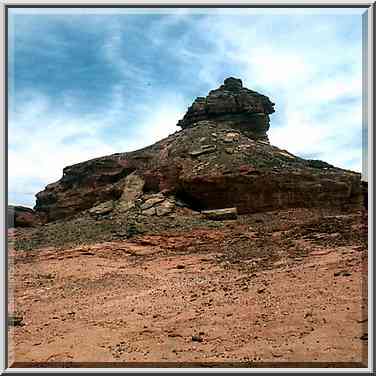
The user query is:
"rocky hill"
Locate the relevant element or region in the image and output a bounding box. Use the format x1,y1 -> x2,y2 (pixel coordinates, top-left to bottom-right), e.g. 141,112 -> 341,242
20,78 -> 362,225
9,78 -> 367,366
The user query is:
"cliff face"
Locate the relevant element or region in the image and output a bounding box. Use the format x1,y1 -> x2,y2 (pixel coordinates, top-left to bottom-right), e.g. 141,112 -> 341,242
33,78 -> 362,223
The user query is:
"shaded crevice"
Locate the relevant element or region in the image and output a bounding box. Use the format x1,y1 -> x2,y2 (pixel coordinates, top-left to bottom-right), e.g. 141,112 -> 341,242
174,187 -> 207,211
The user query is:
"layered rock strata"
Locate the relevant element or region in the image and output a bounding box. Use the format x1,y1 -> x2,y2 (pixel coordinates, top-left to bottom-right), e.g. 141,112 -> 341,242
33,78 -> 362,222
177,77 -> 275,142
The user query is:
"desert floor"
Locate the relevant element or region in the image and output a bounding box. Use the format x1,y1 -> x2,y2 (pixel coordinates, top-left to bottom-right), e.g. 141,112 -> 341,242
8,207 -> 368,368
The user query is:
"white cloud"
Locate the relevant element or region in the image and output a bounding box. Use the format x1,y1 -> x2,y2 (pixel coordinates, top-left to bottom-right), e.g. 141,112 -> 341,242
9,11 -> 365,206
269,103 -> 362,169
185,13 -> 364,173
8,86 -> 185,207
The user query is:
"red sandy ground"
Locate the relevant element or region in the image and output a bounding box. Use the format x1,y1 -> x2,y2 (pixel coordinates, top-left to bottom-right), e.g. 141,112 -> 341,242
8,208 -> 368,368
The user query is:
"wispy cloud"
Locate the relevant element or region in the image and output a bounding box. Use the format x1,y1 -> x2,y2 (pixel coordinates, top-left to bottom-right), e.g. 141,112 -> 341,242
184,13 -> 364,173
8,87 -> 185,207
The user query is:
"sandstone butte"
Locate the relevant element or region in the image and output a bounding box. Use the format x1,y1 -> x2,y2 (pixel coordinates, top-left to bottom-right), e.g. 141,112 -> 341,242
10,77 -> 363,226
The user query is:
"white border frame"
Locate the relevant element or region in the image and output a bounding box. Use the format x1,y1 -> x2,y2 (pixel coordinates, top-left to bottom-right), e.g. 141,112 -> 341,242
1,1 -> 373,374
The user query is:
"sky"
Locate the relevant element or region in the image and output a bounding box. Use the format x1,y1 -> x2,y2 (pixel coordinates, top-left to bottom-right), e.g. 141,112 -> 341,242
8,7 -> 367,207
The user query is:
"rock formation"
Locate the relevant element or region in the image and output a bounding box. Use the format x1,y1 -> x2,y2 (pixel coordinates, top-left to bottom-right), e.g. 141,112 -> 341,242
32,78 -> 362,223
177,77 -> 275,142
8,205 -> 40,228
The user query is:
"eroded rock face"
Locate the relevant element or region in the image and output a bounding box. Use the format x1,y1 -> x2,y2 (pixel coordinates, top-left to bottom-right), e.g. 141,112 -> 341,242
34,121 -> 362,221
8,206 -> 40,227
177,77 -> 275,142
34,156 -> 138,221
33,78 -> 362,222
117,172 -> 145,212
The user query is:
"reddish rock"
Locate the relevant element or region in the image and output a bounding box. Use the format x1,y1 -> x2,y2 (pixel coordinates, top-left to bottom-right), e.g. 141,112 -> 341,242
33,78 -> 362,222
8,206 -> 40,227
177,77 -> 275,142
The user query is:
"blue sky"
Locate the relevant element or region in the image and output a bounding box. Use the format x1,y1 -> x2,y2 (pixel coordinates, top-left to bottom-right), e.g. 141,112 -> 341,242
8,8 -> 366,207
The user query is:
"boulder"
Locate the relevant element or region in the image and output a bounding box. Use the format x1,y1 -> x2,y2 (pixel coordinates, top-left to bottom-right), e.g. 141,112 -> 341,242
89,200 -> 114,216
142,207 -> 157,216
223,132 -> 240,143
156,200 -> 175,216
201,208 -> 238,220
8,206 -> 39,227
141,194 -> 165,210
189,146 -> 217,157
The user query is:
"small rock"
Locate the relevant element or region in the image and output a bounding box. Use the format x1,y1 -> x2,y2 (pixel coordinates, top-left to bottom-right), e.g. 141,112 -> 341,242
356,318 -> 368,323
360,333 -> 368,341
201,144 -> 213,149
89,201 -> 114,216
126,222 -> 143,238
8,314 -> 23,327
142,207 -> 156,216
272,352 -> 283,358
168,333 -> 183,338
257,288 -> 266,294
175,198 -> 188,208
156,200 -> 175,216
189,146 -> 216,157
342,271 -> 352,277
81,251 -> 94,256
223,132 -> 240,143
176,265 -> 185,270
334,271 -> 341,277
201,207 -> 237,221
192,335 -> 203,342
141,196 -> 165,210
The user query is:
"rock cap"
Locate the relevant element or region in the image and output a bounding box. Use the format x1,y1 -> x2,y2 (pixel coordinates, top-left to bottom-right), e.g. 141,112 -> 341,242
177,77 -> 275,142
